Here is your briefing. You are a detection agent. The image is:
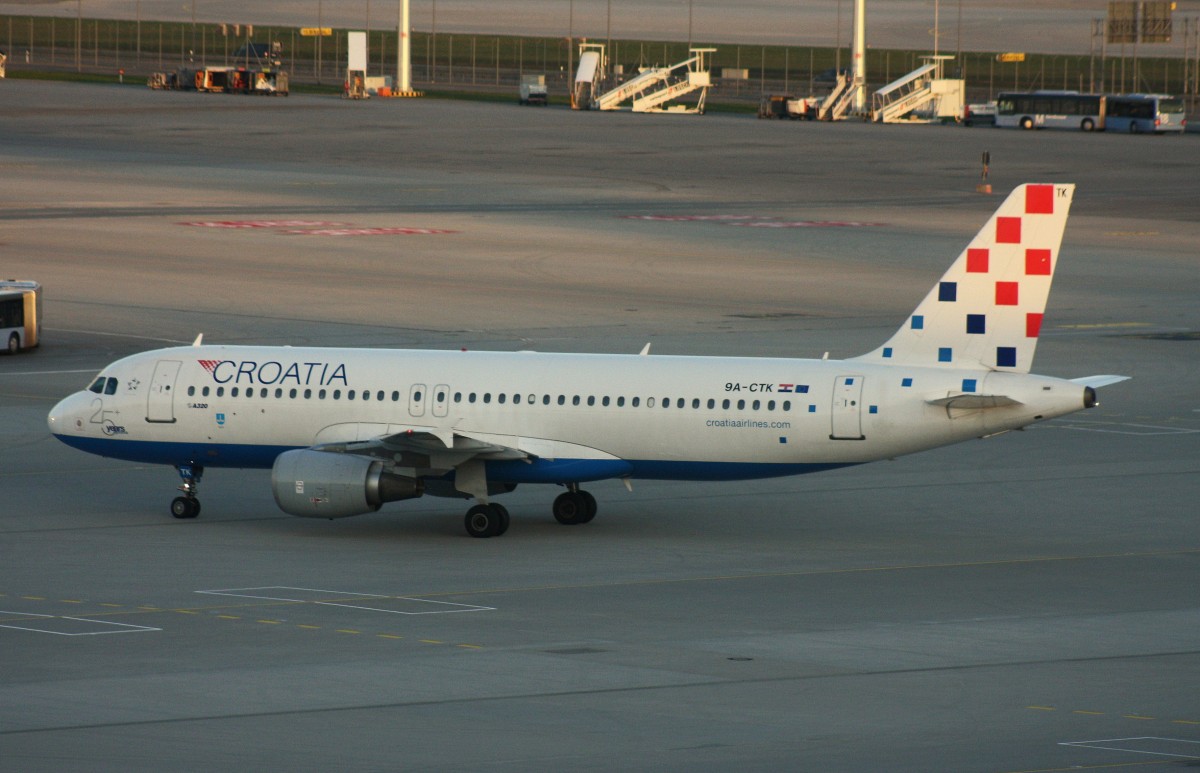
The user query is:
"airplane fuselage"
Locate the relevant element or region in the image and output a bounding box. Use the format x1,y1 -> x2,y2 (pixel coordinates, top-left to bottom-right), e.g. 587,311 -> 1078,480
49,344 -> 1091,484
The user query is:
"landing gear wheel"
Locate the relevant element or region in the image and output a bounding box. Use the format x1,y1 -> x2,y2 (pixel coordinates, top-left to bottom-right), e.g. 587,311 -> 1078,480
172,464 -> 204,519
553,490 -> 597,525
171,496 -> 200,519
493,503 -> 510,536
578,491 -> 597,524
464,503 -> 508,538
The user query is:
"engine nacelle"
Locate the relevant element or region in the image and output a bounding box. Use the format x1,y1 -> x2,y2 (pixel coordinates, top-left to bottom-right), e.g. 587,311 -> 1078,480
271,449 -> 423,519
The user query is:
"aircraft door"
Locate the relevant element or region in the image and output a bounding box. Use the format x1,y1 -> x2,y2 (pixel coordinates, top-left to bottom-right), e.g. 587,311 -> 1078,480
830,375 -> 865,440
432,384 -> 450,418
409,383 -> 427,418
146,360 -> 182,423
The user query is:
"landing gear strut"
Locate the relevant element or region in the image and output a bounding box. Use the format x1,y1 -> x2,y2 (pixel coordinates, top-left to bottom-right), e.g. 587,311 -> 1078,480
171,464 -> 203,519
553,486 -> 597,526
464,502 -> 510,538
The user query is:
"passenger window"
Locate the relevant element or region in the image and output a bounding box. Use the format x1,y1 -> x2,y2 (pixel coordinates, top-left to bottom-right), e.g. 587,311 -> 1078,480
692,398 -> 699,409
304,389 -> 312,399
483,393 -> 492,404
332,389 -> 340,399
768,400 -> 775,410
410,391 -> 419,402
202,386 -> 210,397
617,396 -> 625,407
542,395 -> 550,405
275,388 -> 283,398
752,400 -> 760,410
783,400 -> 792,411
364,391 -> 371,401
722,399 -> 730,409
557,395 -> 565,405
602,396 -> 610,407
528,394 -> 536,404
737,399 -> 745,410
708,399 -> 715,409
216,387 -> 224,397
677,398 -> 685,409
348,390 -> 356,400
393,391 -> 401,401
469,393 -> 477,403
231,387 -> 239,397
498,393 -> 507,404
319,389 -> 326,399
377,390 -> 384,401
187,386 -> 195,396
289,388 -> 298,399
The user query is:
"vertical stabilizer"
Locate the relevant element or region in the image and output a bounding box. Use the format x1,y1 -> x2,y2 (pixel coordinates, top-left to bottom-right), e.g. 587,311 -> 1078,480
854,183 -> 1074,373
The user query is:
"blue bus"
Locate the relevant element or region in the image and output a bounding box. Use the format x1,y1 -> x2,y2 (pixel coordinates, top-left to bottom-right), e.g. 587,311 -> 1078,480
1104,94 -> 1187,133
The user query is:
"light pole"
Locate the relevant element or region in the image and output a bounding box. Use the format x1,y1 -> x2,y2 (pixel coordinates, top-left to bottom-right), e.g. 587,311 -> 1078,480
396,0 -> 411,92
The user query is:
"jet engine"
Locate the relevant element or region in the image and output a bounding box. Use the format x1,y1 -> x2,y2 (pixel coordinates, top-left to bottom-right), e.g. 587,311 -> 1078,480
271,449 -> 423,519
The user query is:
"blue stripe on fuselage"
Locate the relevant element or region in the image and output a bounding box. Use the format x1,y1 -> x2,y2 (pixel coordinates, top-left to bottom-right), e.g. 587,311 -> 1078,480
51,435 -> 856,482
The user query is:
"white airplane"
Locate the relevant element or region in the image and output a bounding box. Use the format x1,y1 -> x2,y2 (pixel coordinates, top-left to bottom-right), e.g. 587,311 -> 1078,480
48,184 -> 1127,537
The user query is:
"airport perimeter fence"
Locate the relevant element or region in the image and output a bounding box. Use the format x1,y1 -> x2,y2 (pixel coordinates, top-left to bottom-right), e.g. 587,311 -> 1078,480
4,13 -> 1200,110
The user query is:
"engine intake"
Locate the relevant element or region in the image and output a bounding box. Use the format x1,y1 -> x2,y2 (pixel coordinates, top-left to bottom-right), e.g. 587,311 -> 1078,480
271,449 -> 423,519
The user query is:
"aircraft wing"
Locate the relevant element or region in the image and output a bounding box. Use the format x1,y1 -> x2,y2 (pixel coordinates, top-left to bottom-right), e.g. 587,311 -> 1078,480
311,424 -> 625,501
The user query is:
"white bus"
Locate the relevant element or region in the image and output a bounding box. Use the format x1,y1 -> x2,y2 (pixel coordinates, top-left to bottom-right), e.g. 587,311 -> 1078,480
0,280 -> 42,354
995,91 -> 1106,131
1104,94 -> 1187,133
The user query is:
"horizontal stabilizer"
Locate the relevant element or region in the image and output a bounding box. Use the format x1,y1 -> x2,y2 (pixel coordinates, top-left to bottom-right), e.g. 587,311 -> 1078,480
926,394 -> 1023,410
1070,375 -> 1131,389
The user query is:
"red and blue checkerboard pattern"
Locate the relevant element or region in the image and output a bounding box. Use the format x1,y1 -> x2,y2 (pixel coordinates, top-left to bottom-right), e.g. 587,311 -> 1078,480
856,184 -> 1075,374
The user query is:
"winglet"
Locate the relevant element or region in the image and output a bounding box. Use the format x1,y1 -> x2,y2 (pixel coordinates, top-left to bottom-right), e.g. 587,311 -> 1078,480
639,342 -> 651,356
853,184 -> 1075,373
192,333 -> 204,347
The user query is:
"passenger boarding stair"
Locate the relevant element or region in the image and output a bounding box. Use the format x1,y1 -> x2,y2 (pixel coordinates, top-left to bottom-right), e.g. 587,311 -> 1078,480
872,56 -> 962,123
817,72 -> 864,121
592,48 -> 715,113
872,63 -> 937,123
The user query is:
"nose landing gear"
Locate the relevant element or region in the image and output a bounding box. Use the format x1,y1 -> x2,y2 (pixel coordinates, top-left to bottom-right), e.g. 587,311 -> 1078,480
171,464 -> 203,519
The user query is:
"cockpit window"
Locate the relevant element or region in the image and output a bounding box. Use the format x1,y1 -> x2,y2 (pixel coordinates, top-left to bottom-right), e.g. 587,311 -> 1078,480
89,377 -> 106,394
104,378 -> 118,395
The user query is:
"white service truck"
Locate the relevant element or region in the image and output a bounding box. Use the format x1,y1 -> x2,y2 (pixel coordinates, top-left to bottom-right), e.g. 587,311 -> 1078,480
519,74 -> 548,106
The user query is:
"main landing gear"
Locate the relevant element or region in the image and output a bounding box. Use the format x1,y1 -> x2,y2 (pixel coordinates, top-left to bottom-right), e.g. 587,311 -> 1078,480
553,487 -> 597,526
462,485 -> 597,538
171,464 -> 203,519
464,503 -> 510,538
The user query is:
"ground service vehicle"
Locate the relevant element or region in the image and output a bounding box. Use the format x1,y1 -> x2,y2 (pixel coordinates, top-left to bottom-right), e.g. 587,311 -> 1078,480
0,280 -> 41,354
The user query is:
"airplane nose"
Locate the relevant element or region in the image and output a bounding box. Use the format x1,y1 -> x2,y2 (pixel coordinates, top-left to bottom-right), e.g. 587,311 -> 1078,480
48,395 -> 74,436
